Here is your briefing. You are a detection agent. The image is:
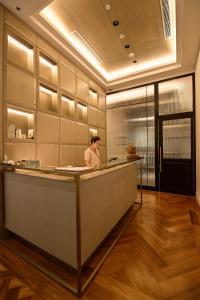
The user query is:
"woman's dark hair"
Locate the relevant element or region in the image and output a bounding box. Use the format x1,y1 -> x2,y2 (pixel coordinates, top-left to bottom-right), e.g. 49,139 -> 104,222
91,136 -> 100,144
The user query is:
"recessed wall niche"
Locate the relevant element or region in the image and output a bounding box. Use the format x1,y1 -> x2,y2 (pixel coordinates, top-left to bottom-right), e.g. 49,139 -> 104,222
38,83 -> 58,115
77,102 -> 87,124
6,106 -> 34,141
39,52 -> 58,84
60,94 -> 75,120
89,88 -> 98,107
7,31 -> 34,72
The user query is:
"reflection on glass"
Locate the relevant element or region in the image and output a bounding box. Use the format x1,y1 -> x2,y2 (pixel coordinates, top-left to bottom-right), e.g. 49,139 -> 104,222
159,76 -> 193,115
163,118 -> 191,159
107,85 -> 155,187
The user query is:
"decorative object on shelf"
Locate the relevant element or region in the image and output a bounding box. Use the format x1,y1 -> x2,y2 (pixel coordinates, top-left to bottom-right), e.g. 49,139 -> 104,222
28,129 -> 34,139
16,129 -> 22,139
8,124 -> 16,139
126,144 -> 141,160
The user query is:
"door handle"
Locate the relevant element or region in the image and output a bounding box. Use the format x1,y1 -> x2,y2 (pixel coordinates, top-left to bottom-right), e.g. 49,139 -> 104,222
159,146 -> 162,173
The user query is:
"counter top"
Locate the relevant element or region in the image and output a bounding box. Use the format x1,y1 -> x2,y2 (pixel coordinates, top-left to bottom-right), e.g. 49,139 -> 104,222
0,158 -> 142,178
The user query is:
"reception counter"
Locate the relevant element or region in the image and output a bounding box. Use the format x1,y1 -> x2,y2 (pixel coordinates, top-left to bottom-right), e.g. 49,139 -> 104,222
0,159 -> 142,296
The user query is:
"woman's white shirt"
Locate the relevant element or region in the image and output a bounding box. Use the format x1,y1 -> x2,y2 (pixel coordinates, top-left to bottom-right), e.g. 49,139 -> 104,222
84,147 -> 100,168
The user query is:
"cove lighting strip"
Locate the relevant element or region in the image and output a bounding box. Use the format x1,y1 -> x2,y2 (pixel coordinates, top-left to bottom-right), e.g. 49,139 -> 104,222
8,35 -> 32,53
39,85 -> 56,95
7,108 -> 33,117
77,103 -> 87,110
90,128 -> 98,134
40,0 -> 176,81
39,56 -> 57,68
61,95 -> 74,103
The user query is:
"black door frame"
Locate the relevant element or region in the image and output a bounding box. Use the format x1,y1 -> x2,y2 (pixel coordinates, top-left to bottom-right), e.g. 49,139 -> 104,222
154,73 -> 196,194
158,112 -> 195,195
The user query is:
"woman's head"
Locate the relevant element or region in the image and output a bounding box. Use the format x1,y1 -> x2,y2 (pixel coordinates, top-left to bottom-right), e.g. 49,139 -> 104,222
91,136 -> 100,149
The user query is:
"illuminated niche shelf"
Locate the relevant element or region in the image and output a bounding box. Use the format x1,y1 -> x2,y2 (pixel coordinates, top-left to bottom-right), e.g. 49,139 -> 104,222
77,102 -> 88,124
89,88 -> 98,107
7,33 -> 34,72
61,94 -> 75,119
39,83 -> 58,115
7,107 -> 34,141
39,52 -> 58,84
89,127 -> 98,140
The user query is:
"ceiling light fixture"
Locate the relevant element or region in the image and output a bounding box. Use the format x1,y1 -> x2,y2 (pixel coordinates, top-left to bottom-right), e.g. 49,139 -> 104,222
105,4 -> 111,10
119,33 -> 125,39
128,53 -> 135,58
39,3 -> 176,81
113,20 -> 119,26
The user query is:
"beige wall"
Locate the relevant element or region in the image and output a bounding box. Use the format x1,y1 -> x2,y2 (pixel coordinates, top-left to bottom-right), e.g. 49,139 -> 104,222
196,48 -> 200,204
0,6 -> 106,166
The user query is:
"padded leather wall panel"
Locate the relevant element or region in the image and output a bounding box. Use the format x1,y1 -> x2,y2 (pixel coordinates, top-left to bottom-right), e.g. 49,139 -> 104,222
60,64 -> 76,95
37,143 -> 59,166
76,123 -> 88,145
98,128 -> 106,145
4,142 -> 36,160
98,110 -> 106,128
60,145 -> 76,166
76,76 -> 89,102
76,145 -> 87,166
60,118 -> 76,145
37,112 -> 59,144
98,92 -> 106,111
88,106 -> 98,127
6,64 -> 35,109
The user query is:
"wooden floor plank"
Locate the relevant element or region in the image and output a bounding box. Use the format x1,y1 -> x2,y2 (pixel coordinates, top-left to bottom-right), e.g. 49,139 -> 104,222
0,191 -> 200,299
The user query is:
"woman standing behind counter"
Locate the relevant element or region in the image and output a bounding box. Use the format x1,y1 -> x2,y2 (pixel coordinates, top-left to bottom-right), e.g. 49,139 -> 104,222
84,136 -> 101,168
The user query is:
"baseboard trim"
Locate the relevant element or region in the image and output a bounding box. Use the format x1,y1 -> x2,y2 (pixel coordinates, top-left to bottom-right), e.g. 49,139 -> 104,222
196,192 -> 200,206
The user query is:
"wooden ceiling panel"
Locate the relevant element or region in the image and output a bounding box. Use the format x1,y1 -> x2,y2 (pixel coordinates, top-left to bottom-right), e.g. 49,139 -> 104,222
45,0 -> 172,72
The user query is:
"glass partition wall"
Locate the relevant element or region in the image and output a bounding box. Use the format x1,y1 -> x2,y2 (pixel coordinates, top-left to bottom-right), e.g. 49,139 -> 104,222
107,74 -> 195,193
107,85 -> 155,187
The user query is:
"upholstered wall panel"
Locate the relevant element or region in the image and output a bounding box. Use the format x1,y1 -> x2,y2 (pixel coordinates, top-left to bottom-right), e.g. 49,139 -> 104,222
37,143 -> 59,166
4,142 -> 36,160
98,128 -> 106,146
98,110 -> 106,128
60,64 -> 76,95
76,123 -> 89,145
60,145 -> 76,166
76,76 -> 89,102
6,64 -> 35,109
37,112 -> 59,144
76,145 -> 87,166
60,118 -> 76,145
88,106 -> 98,127
98,92 -> 106,111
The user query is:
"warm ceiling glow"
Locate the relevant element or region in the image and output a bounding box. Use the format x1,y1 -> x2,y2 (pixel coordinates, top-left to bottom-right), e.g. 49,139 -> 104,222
39,85 -> 56,95
8,35 -> 33,53
8,108 -> 33,117
39,0 -> 176,81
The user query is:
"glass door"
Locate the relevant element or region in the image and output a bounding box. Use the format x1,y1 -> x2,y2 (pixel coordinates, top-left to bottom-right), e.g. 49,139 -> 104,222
159,114 -> 194,194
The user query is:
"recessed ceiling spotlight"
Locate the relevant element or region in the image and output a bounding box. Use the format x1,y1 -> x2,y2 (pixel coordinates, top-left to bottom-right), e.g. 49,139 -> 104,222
129,52 -> 135,58
16,6 -> 21,11
105,4 -> 111,10
113,20 -> 119,26
119,33 -> 125,39
133,59 -> 137,63
124,44 -> 130,49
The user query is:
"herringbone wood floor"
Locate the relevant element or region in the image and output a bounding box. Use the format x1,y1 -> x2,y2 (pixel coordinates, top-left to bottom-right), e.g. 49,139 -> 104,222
0,191 -> 200,299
